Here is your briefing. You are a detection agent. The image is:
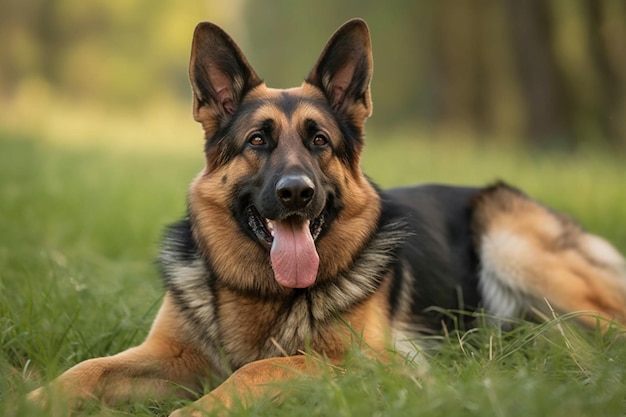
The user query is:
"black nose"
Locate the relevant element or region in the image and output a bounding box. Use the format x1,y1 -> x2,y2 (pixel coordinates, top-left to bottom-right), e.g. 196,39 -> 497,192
276,175 -> 315,210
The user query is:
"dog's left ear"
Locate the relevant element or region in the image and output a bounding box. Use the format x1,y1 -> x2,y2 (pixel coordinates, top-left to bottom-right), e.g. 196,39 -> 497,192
306,19 -> 373,125
189,22 -> 262,137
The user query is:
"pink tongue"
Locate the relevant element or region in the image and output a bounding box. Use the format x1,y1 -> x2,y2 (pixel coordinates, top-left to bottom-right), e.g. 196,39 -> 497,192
270,218 -> 319,288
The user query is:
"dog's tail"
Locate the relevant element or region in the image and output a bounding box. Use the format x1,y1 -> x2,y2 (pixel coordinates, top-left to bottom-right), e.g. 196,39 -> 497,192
472,183 -> 626,331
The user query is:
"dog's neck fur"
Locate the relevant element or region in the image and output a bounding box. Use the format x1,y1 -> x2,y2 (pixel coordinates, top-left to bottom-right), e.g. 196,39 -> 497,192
158,204 -> 407,372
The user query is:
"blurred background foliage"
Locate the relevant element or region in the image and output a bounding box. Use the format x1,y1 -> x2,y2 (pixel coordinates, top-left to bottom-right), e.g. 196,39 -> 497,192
1,0 -> 626,150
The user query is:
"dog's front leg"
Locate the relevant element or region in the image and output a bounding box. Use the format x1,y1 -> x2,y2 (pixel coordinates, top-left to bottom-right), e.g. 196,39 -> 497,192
169,355 -> 317,417
28,293 -> 210,410
28,342 -> 208,409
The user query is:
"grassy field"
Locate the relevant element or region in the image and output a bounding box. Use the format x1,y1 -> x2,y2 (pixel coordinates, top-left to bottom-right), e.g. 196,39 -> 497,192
1,127 -> 625,417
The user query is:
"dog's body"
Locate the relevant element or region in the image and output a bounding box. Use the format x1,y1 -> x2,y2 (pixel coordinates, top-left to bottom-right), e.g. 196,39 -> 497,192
30,19 -> 626,416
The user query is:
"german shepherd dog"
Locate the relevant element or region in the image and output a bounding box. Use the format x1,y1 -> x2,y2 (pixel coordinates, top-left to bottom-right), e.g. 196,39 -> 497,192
30,19 -> 626,416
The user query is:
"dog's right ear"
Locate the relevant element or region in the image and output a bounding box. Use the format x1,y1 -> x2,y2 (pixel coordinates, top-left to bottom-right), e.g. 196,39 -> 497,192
189,22 -> 262,137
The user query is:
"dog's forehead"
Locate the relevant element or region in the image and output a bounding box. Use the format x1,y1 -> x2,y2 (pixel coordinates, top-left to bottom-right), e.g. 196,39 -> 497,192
241,84 -> 332,123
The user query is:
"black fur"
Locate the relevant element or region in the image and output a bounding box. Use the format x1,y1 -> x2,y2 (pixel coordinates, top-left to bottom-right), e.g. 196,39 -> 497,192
159,205 -> 408,373
384,185 -> 483,331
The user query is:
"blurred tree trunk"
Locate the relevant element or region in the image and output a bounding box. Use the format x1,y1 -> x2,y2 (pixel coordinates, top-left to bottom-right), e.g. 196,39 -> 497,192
431,0 -> 482,134
588,0 -> 626,147
3,0 -> 625,148
503,0 -> 573,146
36,1 -> 65,85
604,0 -> 626,147
584,0 -> 616,146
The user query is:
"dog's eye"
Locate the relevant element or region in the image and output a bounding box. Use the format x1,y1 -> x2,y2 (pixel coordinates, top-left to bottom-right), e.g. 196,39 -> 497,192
312,134 -> 328,147
248,134 -> 266,147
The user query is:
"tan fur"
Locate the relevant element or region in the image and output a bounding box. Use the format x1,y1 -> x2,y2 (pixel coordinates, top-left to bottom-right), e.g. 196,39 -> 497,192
166,279 -> 393,417
474,185 -> 626,329
189,82 -> 381,294
28,294 -> 210,408
29,288 -> 391,415
28,19 -> 626,417
29,20 -> 386,416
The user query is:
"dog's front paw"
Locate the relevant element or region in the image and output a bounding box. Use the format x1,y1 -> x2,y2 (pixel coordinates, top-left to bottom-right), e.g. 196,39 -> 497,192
26,387 -> 48,407
26,386 -> 77,415
169,406 -> 212,417
169,395 -> 231,417
168,408 -> 186,417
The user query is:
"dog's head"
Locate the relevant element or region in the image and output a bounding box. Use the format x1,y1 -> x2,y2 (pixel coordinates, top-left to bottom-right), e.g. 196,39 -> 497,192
187,19 -> 381,292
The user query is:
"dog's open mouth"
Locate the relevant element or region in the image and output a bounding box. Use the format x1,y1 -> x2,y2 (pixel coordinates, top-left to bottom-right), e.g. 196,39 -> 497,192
247,206 -> 324,289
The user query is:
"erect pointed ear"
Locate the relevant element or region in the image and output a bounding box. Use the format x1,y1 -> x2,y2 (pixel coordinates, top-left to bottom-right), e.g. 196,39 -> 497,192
189,22 -> 262,137
306,19 -> 373,124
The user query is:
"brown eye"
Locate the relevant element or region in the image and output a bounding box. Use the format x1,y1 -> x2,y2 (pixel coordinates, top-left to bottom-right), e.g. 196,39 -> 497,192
313,134 -> 328,147
248,134 -> 266,147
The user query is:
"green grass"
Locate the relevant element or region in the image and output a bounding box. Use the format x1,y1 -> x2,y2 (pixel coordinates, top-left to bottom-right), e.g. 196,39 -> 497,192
1,129 -> 625,417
